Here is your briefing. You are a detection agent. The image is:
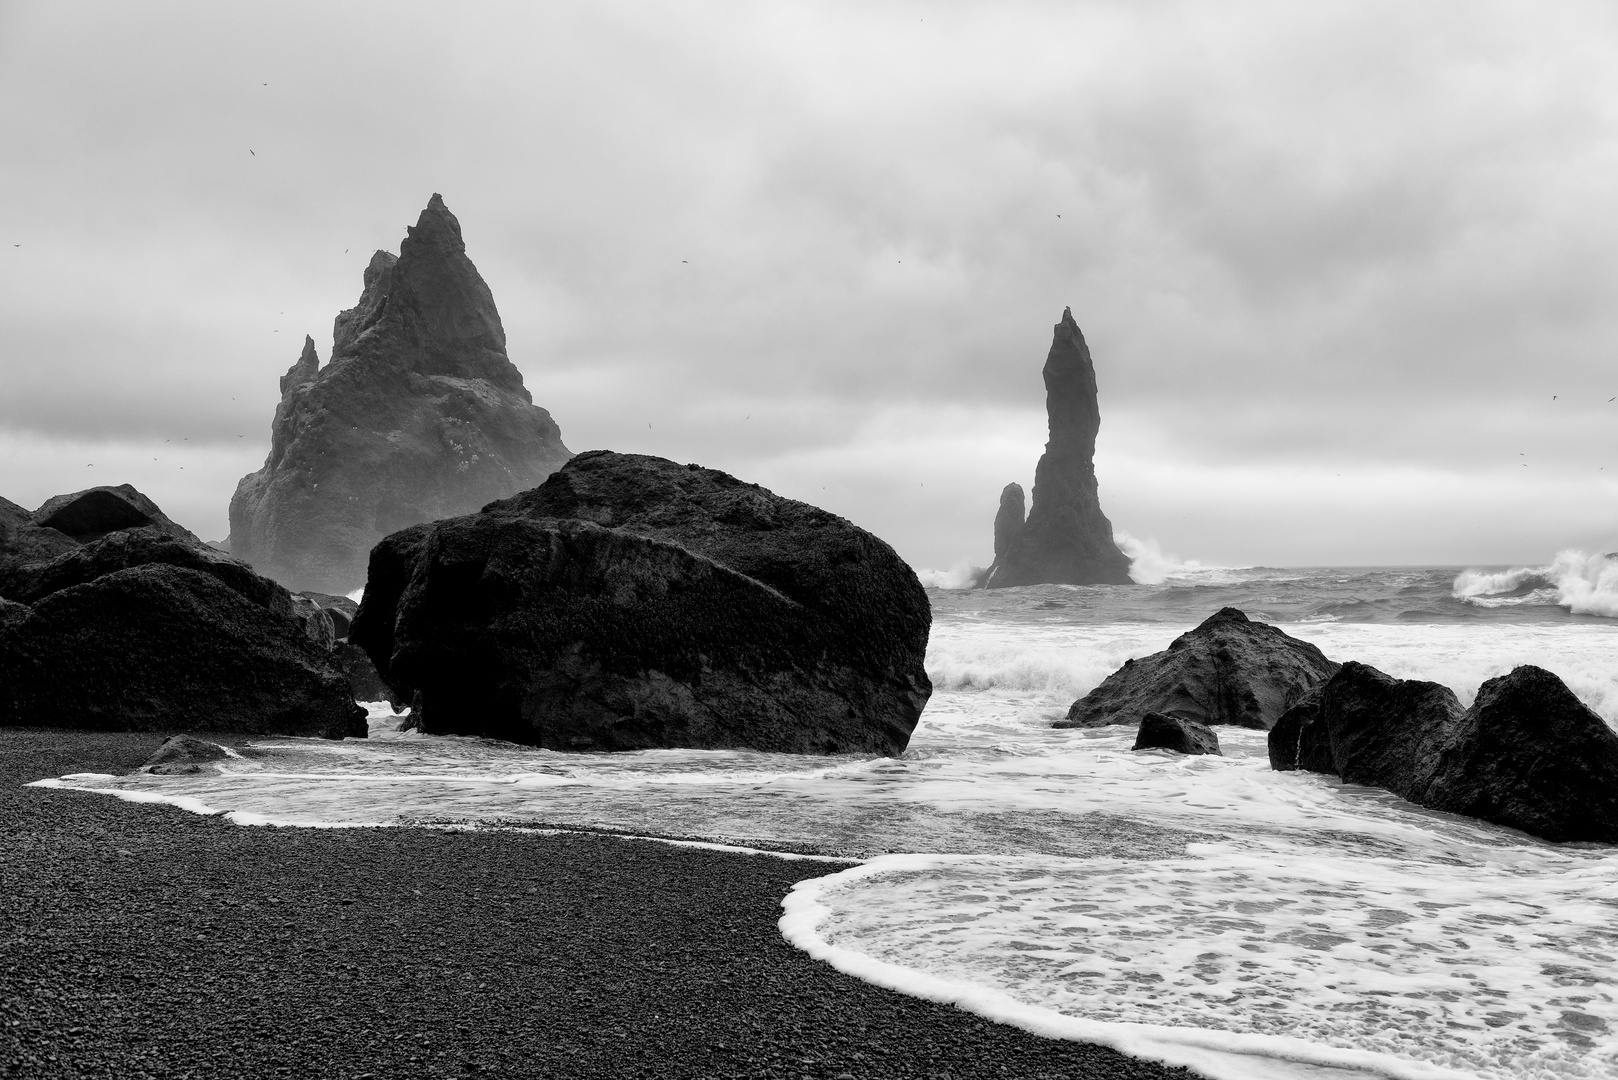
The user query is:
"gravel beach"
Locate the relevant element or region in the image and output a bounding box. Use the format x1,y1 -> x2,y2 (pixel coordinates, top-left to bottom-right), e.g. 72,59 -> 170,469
2,728 -> 1193,1079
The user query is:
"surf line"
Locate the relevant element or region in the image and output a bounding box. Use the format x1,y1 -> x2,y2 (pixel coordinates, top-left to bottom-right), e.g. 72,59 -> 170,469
779,852 -> 1475,1080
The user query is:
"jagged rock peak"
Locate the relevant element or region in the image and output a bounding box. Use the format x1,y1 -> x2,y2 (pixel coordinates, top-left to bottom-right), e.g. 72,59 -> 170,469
279,336 -> 320,395
992,483 -> 1025,563
984,307 -> 1132,587
228,195 -> 572,594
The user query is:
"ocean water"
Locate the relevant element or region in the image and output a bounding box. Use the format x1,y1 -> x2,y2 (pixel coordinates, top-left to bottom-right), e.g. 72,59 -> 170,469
33,555 -> 1618,1080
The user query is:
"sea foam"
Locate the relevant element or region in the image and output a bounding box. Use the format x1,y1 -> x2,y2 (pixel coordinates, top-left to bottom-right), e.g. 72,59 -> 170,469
1455,549 -> 1618,617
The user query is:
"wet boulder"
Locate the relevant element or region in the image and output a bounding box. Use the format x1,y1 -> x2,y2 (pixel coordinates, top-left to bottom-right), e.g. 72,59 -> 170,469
1059,607 -> 1339,730
297,592 -> 359,639
1269,662 -> 1618,843
32,484 -> 198,544
0,565 -> 365,739
350,450 -> 932,754
1133,712 -> 1222,755
139,735 -> 233,775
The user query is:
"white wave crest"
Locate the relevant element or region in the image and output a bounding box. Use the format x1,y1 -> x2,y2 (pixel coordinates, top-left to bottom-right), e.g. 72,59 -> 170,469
1115,531 -> 1230,586
1453,550 -> 1618,617
915,560 -> 987,590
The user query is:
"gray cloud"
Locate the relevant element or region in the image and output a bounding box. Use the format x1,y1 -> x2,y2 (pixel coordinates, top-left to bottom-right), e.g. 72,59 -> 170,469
3,1 -> 1616,567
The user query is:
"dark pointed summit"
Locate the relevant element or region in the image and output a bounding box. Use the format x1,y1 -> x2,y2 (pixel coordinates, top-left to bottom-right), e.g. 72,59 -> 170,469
228,195 -> 571,593
984,307 -> 1132,587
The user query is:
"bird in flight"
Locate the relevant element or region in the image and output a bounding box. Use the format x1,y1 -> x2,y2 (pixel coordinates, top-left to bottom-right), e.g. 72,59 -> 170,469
249,149 -> 255,156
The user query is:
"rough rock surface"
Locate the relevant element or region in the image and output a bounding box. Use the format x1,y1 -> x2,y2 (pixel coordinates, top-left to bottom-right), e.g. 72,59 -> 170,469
228,195 -> 572,593
986,308 -> 1132,587
138,735 -> 232,775
0,565 -> 365,738
1060,607 -> 1339,730
992,483 -> 1025,564
297,592 -> 358,639
333,641 -> 400,705
1133,712 -> 1222,755
350,450 -> 932,754
0,484 -> 364,739
1270,662 -> 1618,843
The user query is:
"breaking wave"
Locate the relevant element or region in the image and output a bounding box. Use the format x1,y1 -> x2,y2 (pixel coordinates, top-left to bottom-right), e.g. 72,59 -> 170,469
1453,550 -> 1618,617
915,560 -> 987,590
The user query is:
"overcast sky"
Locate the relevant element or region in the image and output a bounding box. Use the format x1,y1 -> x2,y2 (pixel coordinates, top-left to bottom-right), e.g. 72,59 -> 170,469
2,1 -> 1616,571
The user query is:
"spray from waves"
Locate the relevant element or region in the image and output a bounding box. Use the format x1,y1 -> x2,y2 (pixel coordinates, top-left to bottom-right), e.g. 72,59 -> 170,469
1115,531 -> 1245,586
1453,549 -> 1618,617
915,560 -> 988,590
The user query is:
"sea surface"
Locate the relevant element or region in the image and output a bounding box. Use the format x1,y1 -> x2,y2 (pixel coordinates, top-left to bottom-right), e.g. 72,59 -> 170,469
35,554 -> 1618,1080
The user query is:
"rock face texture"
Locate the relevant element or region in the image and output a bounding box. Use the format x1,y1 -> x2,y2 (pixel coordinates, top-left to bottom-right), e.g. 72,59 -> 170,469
349,451 -> 933,754
985,308 -> 1132,588
0,485 -> 365,739
992,483 -> 1025,565
1059,607 -> 1340,730
229,194 -> 572,593
1133,712 -> 1222,755
1270,662 -> 1618,843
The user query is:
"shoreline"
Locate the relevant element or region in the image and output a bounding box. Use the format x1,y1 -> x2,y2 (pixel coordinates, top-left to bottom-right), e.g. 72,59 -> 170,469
3,728 -> 1193,1079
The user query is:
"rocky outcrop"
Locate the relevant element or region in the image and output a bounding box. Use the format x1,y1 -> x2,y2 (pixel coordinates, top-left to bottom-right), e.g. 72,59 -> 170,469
0,484 -> 365,739
349,450 -> 932,754
1133,712 -> 1222,755
1059,607 -> 1339,730
985,309 -> 1132,588
1270,662 -> 1618,842
228,194 -> 572,594
0,565 -> 365,738
992,483 -> 1025,565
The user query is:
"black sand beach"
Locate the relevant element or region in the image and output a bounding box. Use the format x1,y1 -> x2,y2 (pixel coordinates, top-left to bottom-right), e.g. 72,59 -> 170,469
2,728 -> 1191,1079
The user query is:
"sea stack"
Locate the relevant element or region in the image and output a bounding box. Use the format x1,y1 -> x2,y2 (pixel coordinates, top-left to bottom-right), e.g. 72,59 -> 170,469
984,308 -> 1131,587
228,194 -> 572,593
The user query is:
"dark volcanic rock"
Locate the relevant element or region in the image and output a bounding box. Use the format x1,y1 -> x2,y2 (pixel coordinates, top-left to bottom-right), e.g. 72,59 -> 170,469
228,195 -> 572,593
986,308 -> 1132,588
992,483 -> 1025,564
297,592 -> 359,639
32,484 -> 200,545
1060,607 -> 1339,730
333,640 -> 401,705
1272,662 -> 1618,843
0,565 -> 365,738
349,451 -> 932,754
1133,712 -> 1222,755
139,734 -> 232,775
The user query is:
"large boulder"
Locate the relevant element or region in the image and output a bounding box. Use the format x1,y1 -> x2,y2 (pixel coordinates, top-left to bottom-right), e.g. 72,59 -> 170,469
1132,712 -> 1222,755
0,565 -> 365,738
1059,607 -> 1339,730
1272,662 -> 1618,843
349,451 -> 932,754
32,484 -> 199,544
985,308 -> 1132,587
228,194 -> 572,594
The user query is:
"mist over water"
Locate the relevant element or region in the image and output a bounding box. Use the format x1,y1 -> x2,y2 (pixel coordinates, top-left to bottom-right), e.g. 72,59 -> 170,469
33,565 -> 1618,1080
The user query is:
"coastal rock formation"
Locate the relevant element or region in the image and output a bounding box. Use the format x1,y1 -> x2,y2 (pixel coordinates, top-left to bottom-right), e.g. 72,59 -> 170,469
1270,662 -> 1618,843
985,309 -> 1132,588
228,194 -> 572,594
0,484 -> 365,739
138,735 -> 232,775
1132,712 -> 1222,755
349,451 -> 932,754
1059,607 -> 1339,730
0,565 -> 365,738
992,483 -> 1025,564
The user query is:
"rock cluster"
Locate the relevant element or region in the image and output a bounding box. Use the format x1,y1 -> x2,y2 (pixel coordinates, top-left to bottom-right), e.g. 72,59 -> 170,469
1270,662 -> 1618,843
1059,607 -> 1339,730
350,451 -> 932,754
0,485 -> 365,738
985,309 -> 1132,588
228,194 -> 572,593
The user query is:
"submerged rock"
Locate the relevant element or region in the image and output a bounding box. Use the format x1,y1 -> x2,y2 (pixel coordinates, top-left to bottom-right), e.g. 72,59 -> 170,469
1132,712 -> 1222,755
986,308 -> 1131,588
228,194 -> 572,593
0,484 -> 364,739
1271,662 -> 1618,843
349,450 -> 932,754
1059,607 -> 1339,730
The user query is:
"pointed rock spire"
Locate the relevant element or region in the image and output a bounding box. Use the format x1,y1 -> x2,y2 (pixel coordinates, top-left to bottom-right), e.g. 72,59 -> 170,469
278,336 -> 320,396
985,307 -> 1132,587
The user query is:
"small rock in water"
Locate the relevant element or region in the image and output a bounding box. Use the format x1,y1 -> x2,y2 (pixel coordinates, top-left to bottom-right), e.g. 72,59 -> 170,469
139,735 -> 231,775
1132,712 -> 1222,755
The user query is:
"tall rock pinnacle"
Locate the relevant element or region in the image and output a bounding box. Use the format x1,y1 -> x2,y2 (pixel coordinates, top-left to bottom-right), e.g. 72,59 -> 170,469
228,194 -> 572,592
985,307 -> 1132,587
